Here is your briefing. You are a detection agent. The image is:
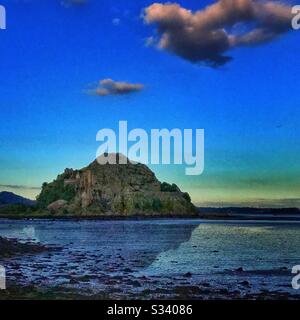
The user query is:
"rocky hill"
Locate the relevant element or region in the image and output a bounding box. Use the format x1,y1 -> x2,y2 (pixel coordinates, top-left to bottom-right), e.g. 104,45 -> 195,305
37,154 -> 196,216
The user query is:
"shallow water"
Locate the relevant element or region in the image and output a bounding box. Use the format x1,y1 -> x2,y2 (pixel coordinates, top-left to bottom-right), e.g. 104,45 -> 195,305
0,219 -> 300,298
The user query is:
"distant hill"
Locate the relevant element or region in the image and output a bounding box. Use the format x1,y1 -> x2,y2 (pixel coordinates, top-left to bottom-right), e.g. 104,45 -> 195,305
198,207 -> 300,215
0,192 -> 36,207
197,206 -> 300,220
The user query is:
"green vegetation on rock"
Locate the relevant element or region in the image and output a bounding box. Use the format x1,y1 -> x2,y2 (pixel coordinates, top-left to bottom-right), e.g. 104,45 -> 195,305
37,180 -> 76,209
160,182 -> 180,192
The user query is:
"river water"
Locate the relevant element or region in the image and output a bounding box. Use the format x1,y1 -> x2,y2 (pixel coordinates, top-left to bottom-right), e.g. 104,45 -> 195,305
0,219 -> 299,299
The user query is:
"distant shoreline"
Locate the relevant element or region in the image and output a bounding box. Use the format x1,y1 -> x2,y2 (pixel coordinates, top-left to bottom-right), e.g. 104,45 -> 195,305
0,214 -> 200,221
0,205 -> 299,221
0,214 -> 300,222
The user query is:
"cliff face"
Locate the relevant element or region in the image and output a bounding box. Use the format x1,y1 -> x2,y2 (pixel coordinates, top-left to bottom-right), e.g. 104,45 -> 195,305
37,154 -> 196,216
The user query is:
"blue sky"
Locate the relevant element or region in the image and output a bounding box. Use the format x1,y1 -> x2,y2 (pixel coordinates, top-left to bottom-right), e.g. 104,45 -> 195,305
0,0 -> 300,206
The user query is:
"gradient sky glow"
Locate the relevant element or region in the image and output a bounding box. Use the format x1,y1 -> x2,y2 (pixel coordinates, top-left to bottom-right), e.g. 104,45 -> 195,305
0,0 -> 300,207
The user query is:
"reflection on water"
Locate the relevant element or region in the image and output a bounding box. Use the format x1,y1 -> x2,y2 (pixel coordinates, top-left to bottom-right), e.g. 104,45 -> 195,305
0,225 -> 39,243
0,219 -> 300,297
0,220 -> 198,292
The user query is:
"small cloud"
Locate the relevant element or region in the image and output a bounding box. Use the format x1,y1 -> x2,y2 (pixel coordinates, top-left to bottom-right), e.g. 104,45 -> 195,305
0,184 -> 40,190
112,18 -> 121,26
143,0 -> 294,67
145,36 -> 155,47
87,79 -> 144,96
61,0 -> 88,7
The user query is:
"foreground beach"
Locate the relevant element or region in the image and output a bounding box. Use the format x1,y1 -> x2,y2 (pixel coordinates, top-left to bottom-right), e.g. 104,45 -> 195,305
0,219 -> 300,300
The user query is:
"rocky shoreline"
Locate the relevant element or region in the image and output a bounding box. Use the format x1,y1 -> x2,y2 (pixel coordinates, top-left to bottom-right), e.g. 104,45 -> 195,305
1,279 -> 298,300
1,238 -> 298,300
1,219 -> 299,301
0,237 -> 48,259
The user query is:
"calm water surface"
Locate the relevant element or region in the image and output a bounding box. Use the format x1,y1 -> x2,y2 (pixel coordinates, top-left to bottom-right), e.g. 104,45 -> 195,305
0,219 -> 299,297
